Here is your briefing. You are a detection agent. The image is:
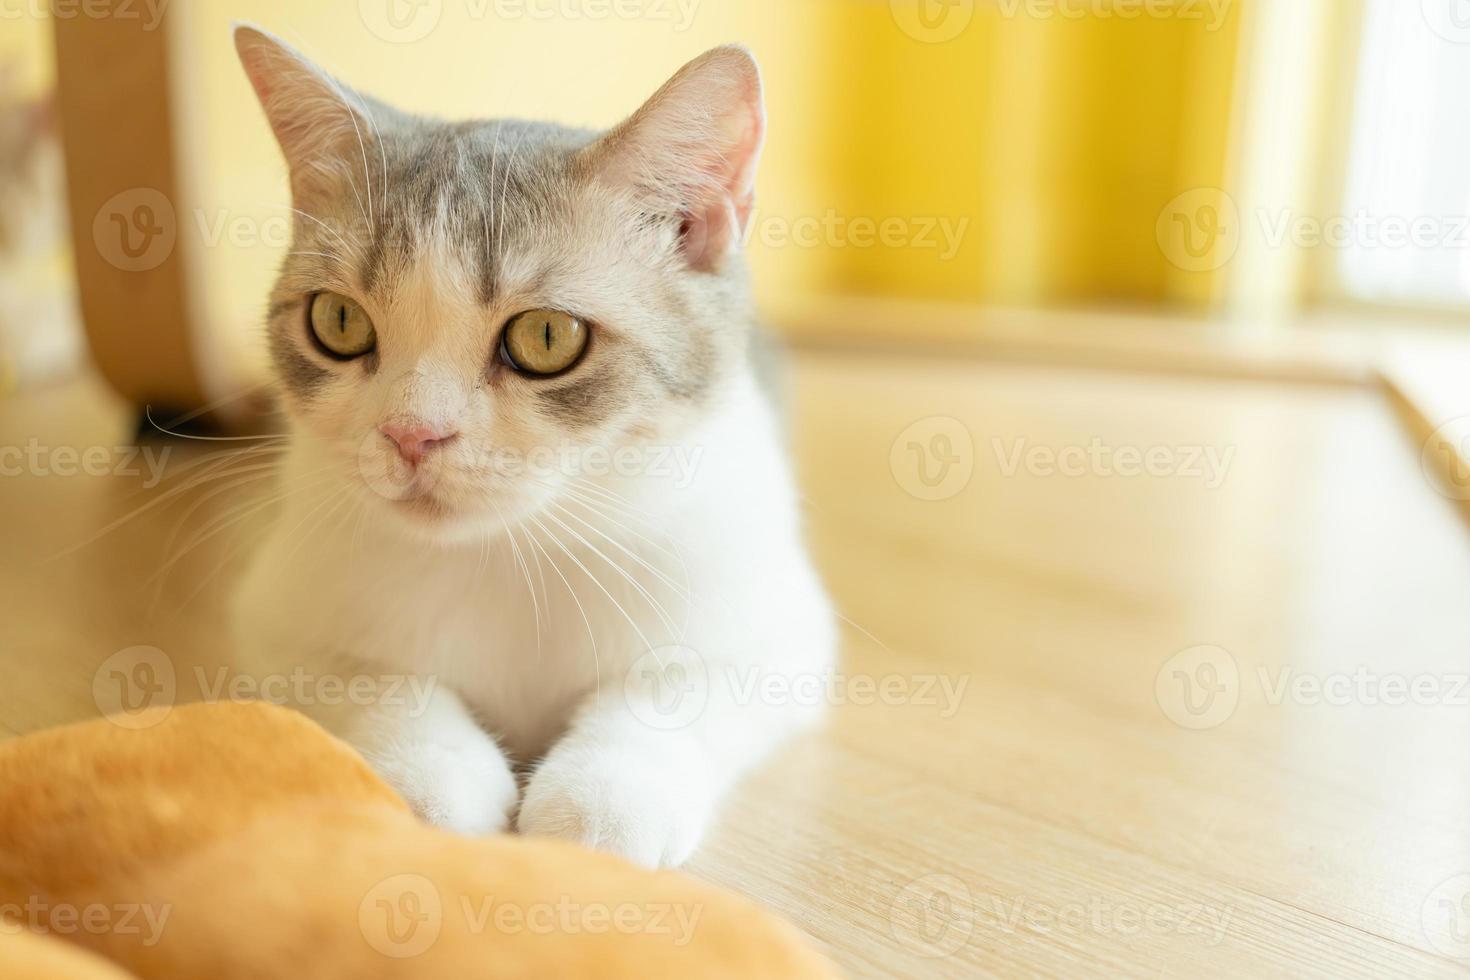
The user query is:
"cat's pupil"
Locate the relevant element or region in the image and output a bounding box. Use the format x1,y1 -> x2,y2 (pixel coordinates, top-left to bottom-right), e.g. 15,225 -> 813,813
544,322 -> 552,350
337,305 -> 346,335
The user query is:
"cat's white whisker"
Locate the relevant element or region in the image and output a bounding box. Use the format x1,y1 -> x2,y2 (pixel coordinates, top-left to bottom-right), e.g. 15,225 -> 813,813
160,471 -> 347,620
522,522 -> 600,700
528,514 -> 663,667
555,484 -> 685,563
48,448 -> 290,560
146,465 -> 342,599
496,507 -> 542,657
547,499 -> 689,601
539,508 -> 683,642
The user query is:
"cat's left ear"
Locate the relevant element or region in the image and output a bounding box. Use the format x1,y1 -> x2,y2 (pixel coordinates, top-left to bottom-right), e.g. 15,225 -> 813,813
582,46 -> 765,272
233,25 -> 377,208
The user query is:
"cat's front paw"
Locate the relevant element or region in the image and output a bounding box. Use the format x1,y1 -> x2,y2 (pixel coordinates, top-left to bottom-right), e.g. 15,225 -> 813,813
517,752 -> 713,868
368,735 -> 519,836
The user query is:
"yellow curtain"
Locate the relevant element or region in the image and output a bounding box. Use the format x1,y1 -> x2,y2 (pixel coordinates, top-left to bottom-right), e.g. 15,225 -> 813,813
812,1 -> 1245,316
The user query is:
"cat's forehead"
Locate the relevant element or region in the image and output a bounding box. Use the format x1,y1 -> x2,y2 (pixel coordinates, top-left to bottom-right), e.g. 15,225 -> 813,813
337,118 -> 602,304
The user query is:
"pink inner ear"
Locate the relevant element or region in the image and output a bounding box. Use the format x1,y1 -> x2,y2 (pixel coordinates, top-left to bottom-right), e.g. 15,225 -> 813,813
681,199 -> 741,273
588,46 -> 767,271
680,98 -> 762,272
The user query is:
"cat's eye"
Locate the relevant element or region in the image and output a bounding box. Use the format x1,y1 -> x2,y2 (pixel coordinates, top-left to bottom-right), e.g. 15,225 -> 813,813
309,291 -> 377,359
501,309 -> 588,376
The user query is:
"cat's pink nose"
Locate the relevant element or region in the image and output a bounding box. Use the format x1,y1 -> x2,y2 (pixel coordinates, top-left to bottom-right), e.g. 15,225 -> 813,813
380,422 -> 457,466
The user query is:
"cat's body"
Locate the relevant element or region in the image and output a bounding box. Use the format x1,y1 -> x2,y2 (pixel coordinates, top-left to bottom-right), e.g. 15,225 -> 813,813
229,29 -> 833,867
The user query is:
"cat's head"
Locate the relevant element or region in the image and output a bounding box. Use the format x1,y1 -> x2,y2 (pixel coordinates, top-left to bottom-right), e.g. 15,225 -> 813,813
234,26 -> 764,542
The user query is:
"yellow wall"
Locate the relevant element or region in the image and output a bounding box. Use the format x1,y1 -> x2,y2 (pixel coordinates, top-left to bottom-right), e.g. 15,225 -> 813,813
827,2 -> 1243,311
0,11 -> 53,96
159,0 -> 1243,356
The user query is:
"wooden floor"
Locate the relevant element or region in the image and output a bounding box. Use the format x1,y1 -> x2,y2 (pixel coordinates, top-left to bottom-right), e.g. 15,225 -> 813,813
2,350 -> 1469,978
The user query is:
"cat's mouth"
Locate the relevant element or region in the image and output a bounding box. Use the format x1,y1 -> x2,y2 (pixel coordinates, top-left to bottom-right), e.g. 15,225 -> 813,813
390,487 -> 458,523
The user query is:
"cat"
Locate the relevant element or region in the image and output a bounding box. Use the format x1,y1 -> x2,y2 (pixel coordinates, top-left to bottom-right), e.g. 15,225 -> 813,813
228,26 -> 835,868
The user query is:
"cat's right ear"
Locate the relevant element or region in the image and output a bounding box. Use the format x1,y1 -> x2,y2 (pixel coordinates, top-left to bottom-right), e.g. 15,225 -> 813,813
581,46 -> 766,273
233,25 -> 373,206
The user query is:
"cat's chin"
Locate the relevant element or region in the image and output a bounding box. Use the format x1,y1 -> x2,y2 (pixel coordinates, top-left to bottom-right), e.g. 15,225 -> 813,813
379,490 -> 510,546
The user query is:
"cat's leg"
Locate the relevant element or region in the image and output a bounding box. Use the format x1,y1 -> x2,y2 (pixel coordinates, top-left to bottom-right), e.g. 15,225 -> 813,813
343,683 -> 520,836
233,637 -> 517,834
518,623 -> 833,867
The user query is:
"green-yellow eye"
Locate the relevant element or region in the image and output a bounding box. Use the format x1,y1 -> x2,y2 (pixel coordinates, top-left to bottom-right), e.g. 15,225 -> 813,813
309,291 -> 376,359
501,309 -> 588,376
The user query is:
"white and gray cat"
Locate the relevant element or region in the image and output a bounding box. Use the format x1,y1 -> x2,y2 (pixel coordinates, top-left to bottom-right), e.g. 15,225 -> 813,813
230,27 -> 834,867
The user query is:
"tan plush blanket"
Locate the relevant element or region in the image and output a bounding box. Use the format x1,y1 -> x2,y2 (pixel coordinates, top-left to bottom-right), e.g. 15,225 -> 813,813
0,701 -> 835,979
